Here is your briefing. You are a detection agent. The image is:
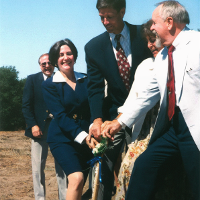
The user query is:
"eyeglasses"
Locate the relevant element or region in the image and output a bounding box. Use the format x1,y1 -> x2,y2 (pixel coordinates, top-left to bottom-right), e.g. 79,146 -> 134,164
40,62 -> 52,67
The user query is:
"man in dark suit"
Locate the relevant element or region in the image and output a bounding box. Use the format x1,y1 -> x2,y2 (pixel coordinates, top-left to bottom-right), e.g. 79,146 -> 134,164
22,53 -> 67,200
85,0 -> 152,199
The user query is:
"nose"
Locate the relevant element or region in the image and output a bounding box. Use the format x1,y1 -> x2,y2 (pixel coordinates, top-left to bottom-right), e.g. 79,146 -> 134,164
103,18 -> 109,25
150,24 -> 154,31
63,54 -> 69,60
45,62 -> 51,67
148,41 -> 153,49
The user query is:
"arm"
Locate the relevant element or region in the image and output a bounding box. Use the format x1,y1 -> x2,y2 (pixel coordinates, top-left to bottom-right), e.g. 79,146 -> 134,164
42,80 -> 89,142
85,45 -> 105,141
102,72 -> 160,138
22,75 -> 42,138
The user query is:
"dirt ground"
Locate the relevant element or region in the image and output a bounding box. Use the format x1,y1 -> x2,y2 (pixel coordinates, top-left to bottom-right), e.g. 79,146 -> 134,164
0,131 -> 191,200
0,131 -> 92,200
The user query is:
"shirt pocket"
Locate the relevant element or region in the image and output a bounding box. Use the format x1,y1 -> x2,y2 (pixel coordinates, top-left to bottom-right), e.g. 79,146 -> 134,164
186,67 -> 200,85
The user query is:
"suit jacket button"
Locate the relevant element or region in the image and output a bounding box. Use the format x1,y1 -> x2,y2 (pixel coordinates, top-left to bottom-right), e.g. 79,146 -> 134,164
46,110 -> 48,112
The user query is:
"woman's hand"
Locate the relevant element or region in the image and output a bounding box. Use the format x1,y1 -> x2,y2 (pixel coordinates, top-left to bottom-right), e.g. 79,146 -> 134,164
85,135 -> 99,149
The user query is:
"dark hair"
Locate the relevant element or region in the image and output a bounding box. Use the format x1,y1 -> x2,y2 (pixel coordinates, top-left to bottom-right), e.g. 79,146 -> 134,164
156,1 -> 190,24
96,0 -> 126,12
141,19 -> 156,39
49,38 -> 78,67
38,53 -> 49,64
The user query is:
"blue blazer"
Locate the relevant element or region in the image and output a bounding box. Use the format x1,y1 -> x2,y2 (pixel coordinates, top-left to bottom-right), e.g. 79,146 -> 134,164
22,72 -> 49,139
42,73 -> 91,143
85,22 -> 152,121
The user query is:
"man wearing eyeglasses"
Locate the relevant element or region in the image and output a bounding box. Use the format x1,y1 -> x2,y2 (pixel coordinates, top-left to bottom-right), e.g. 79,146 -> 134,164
22,53 -> 67,200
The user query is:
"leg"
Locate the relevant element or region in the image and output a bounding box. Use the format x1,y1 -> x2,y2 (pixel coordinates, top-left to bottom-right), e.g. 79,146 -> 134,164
125,126 -> 179,200
81,168 -> 93,199
31,139 -> 48,200
66,172 -> 84,200
55,159 -> 67,200
175,111 -> 200,200
98,129 -> 125,200
49,142 -> 92,200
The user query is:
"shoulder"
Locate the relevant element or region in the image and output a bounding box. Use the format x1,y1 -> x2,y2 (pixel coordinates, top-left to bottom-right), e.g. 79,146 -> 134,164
25,72 -> 43,86
125,22 -> 141,38
186,30 -> 200,43
74,71 -> 88,81
85,31 -> 109,50
135,58 -> 154,76
42,76 -> 56,90
125,22 -> 137,30
27,72 -> 42,80
138,57 -> 154,67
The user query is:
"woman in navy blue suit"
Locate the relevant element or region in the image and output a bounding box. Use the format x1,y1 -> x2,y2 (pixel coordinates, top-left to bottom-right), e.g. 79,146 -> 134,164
42,39 -> 98,200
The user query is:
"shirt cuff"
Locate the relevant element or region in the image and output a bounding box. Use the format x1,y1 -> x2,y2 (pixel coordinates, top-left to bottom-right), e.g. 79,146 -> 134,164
74,131 -> 88,144
117,118 -> 126,129
89,123 -> 93,130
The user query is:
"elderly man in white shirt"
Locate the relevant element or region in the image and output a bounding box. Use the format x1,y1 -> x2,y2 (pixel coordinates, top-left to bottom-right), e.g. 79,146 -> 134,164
101,1 -> 200,199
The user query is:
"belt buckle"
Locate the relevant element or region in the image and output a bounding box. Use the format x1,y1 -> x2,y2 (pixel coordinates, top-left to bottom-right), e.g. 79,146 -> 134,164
73,114 -> 77,120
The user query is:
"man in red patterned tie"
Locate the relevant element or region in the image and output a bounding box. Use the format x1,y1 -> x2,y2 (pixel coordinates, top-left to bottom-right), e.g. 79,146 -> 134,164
101,1 -> 200,199
85,0 -> 152,199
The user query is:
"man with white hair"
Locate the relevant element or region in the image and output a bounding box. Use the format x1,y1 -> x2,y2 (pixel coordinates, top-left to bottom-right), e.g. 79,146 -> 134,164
101,1 -> 200,199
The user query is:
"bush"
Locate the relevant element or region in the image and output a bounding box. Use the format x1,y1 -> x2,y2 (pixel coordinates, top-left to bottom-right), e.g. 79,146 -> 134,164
0,66 -> 26,131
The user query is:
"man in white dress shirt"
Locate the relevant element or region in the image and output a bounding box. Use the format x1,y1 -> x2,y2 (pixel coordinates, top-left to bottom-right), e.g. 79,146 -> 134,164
101,1 -> 200,199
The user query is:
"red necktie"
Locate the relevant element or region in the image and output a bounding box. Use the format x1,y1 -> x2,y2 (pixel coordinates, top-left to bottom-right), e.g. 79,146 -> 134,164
115,34 -> 131,91
167,45 -> 175,121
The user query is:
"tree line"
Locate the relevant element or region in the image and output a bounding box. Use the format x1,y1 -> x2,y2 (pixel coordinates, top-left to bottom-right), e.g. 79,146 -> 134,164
0,66 -> 26,131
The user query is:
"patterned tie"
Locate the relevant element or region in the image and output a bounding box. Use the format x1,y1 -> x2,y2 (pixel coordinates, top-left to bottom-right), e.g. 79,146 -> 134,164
115,34 -> 131,91
167,45 -> 175,121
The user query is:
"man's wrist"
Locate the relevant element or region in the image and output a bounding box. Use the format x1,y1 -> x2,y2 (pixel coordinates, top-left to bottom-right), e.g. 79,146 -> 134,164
93,118 -> 103,124
116,117 -> 126,129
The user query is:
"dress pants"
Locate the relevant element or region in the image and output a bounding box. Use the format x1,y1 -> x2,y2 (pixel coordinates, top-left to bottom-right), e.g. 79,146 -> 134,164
98,128 -> 131,200
31,139 -> 67,200
125,108 -> 200,200
31,118 -> 67,200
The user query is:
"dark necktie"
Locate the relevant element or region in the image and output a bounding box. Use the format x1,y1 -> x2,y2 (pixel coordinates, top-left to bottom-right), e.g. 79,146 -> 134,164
167,45 -> 175,121
115,34 -> 131,91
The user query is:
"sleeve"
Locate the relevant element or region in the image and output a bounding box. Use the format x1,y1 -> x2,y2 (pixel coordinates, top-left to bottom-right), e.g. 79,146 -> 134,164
22,75 -> 37,128
42,81 -> 87,142
85,44 -> 105,121
119,71 -> 160,128
118,59 -> 144,114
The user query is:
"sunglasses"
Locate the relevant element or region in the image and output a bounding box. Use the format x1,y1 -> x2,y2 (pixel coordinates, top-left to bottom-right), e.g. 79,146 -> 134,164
40,62 -> 52,67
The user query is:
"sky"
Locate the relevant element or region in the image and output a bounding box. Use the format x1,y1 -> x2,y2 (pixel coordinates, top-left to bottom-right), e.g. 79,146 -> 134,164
0,0 -> 200,79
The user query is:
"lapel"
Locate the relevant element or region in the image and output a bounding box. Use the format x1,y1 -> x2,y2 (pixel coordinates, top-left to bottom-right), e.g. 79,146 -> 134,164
175,47 -> 187,102
156,33 -> 190,103
101,32 -> 128,94
101,23 -> 138,94
174,33 -> 190,102
127,22 -> 137,67
126,22 -> 137,81
38,72 -> 44,83
36,72 -> 47,108
37,72 -> 45,92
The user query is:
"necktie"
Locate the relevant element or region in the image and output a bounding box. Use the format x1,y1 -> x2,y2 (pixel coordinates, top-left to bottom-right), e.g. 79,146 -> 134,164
115,34 -> 131,91
167,45 -> 175,121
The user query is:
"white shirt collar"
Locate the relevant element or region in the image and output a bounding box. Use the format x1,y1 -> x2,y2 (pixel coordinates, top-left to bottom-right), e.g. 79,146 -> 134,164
52,71 -> 86,82
43,73 -> 54,80
172,26 -> 190,48
109,22 -> 129,42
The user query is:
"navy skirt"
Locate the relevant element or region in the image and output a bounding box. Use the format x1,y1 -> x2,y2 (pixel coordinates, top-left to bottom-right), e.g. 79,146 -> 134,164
49,141 -> 93,177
